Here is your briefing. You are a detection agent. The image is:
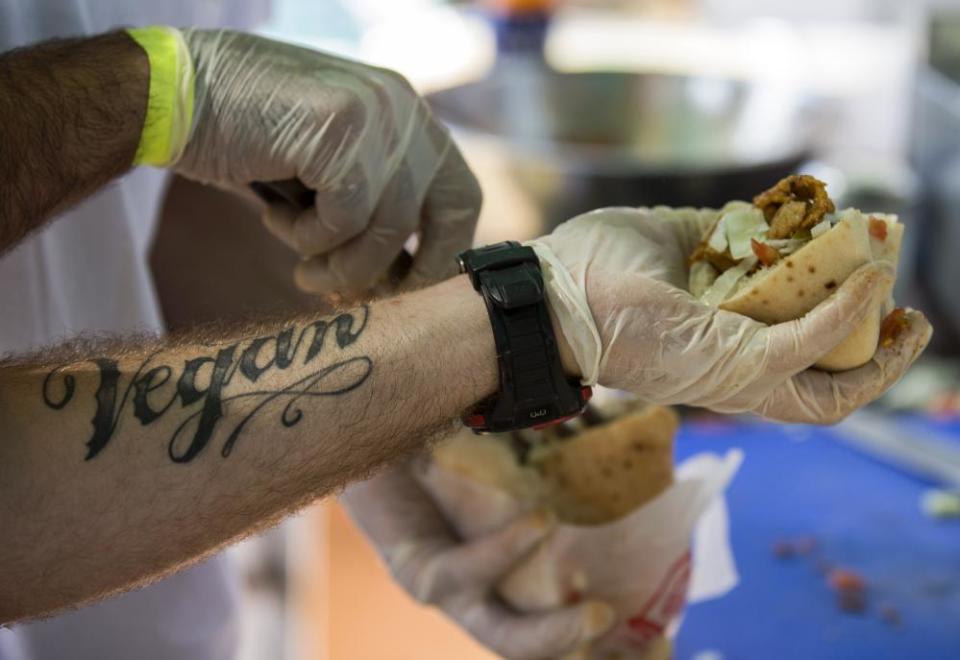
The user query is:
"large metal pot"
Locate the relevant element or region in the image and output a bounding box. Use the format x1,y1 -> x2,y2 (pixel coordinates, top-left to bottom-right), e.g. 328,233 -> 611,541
428,69 -> 818,229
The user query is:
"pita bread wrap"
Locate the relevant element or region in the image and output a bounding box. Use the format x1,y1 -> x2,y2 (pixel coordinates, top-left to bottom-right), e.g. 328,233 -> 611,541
418,401 -> 741,659
689,175 -> 904,371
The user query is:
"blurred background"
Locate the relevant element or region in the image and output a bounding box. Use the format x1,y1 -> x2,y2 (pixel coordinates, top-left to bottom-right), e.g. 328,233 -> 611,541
148,0 -> 960,658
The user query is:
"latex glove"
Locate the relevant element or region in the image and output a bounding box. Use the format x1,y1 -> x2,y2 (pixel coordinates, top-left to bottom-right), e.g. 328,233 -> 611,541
529,207 -> 932,424
173,30 -> 481,296
341,463 -> 616,660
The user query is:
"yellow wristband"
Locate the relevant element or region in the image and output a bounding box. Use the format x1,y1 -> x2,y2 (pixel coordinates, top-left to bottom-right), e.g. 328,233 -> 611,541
127,27 -> 195,167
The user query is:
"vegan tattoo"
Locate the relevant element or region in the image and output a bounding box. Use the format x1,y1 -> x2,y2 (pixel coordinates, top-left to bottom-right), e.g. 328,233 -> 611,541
41,307 -> 372,463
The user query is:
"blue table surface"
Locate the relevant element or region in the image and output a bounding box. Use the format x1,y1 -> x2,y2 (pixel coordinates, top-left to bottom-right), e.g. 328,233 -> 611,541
674,416 -> 960,660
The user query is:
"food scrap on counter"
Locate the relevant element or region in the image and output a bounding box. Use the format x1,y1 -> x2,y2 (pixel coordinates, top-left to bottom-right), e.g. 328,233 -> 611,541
769,534 -> 911,624
828,568 -> 868,613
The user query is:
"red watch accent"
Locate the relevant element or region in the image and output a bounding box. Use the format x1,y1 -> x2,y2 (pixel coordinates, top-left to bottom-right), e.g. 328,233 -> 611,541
465,387 -> 593,431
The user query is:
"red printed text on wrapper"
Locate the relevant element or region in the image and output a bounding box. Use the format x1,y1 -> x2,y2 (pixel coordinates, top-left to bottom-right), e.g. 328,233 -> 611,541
624,551 -> 692,645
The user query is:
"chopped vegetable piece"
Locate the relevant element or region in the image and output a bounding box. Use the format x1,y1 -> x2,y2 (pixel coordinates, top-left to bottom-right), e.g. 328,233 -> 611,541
707,216 -> 728,253
724,208 -> 769,259
689,260 -> 719,298
810,219 -> 831,239
869,216 -> 888,241
751,238 -> 780,266
879,308 -> 909,348
828,568 -> 868,613
763,238 -> 805,255
829,568 -> 866,592
699,257 -> 758,307
920,489 -> 960,518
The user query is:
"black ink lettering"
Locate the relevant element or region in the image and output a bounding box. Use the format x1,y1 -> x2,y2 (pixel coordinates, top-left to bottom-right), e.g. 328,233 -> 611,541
239,336 -> 275,382
273,327 -> 299,369
86,358 -> 122,460
131,366 -> 175,425
304,319 -> 330,364
42,367 -> 75,410
177,356 -> 217,406
170,345 -> 237,463
43,305 -> 372,464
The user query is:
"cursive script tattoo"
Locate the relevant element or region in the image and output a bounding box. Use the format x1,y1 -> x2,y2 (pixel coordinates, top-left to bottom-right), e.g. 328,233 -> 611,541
42,307 -> 372,463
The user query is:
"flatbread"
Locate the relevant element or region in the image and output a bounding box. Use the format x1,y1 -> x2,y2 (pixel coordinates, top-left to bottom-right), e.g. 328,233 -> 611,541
530,406 -> 678,525
430,405 -> 678,526
716,211 -> 902,371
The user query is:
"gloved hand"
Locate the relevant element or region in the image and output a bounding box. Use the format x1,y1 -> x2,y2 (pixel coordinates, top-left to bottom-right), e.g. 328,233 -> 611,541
172,30 -> 481,297
529,207 -> 932,424
341,463 -> 616,660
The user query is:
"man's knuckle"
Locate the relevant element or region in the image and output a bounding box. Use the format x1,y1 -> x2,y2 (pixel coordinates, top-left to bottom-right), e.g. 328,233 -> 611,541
463,170 -> 483,210
375,66 -> 415,93
327,88 -> 367,128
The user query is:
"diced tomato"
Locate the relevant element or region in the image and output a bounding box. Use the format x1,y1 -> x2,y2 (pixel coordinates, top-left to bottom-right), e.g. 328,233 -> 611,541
751,238 -> 780,267
879,308 -> 909,348
869,217 -> 888,241
828,568 -> 868,612
828,568 -> 865,592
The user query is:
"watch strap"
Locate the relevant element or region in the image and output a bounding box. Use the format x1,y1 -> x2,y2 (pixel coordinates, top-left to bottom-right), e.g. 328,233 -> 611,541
460,242 -> 590,432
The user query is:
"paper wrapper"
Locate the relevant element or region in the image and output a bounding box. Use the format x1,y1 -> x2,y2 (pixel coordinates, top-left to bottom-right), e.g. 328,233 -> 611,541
417,447 -> 742,659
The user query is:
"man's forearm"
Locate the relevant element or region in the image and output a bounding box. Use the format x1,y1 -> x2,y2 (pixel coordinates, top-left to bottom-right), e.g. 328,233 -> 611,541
0,32 -> 147,252
0,276 -> 497,623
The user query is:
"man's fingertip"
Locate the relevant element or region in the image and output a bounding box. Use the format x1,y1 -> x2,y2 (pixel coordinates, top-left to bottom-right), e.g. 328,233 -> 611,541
293,260 -> 326,294
581,601 -> 616,638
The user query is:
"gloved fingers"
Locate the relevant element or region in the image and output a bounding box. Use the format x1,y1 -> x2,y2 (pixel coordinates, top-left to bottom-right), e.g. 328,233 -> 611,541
758,262 -> 895,378
454,598 -> 615,660
341,461 -> 458,551
294,164 -> 420,296
258,164 -> 374,259
261,200 -> 301,252
668,206 -> 722,257
293,163 -> 376,256
415,510 -> 554,604
755,308 -> 931,424
406,142 -> 482,288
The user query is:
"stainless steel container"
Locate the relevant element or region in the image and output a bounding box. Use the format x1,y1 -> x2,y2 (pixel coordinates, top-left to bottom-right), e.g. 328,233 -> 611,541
428,68 -> 819,229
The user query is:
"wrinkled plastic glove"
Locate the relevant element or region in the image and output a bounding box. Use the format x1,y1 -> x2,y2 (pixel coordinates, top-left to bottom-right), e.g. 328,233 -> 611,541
173,30 -> 481,296
341,463 -> 616,660
529,207 -> 932,424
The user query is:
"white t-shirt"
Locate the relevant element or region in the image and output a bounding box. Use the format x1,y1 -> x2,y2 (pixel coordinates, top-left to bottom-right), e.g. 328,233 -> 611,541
0,2 -> 269,658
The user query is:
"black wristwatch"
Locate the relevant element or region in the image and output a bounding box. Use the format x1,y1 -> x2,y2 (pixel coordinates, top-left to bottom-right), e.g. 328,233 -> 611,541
458,241 -> 591,433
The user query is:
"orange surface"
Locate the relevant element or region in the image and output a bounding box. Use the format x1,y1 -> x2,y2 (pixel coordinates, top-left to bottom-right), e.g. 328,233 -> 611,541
324,502 -> 497,660
481,0 -> 556,15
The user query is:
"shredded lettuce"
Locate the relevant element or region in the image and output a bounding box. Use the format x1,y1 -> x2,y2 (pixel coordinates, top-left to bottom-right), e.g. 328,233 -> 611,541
762,238 -> 805,254
707,216 -> 729,253
690,260 -> 719,298
700,256 -> 758,307
810,219 -> 831,239
724,208 -> 769,259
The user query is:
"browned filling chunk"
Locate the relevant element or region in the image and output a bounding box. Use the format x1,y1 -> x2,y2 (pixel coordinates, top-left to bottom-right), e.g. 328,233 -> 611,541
879,308 -> 909,348
690,174 -> 838,275
689,241 -> 739,271
753,174 -> 835,239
